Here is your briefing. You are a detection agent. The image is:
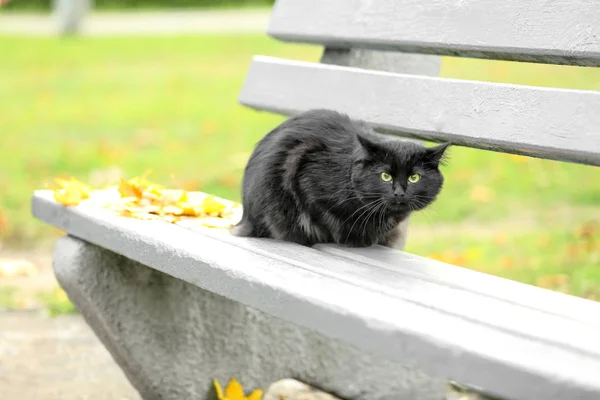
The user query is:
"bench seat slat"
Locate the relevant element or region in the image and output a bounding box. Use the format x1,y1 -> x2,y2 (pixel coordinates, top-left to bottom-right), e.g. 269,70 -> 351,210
31,191 -> 600,400
183,225 -> 600,356
239,56 -> 600,166
268,0 -> 600,66
316,245 -> 600,327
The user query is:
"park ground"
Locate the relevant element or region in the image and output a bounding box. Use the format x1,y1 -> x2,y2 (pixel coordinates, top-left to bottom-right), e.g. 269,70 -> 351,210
0,12 -> 599,400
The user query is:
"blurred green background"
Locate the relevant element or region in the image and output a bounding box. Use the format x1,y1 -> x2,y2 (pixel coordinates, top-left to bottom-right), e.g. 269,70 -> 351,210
0,2 -> 599,314
2,0 -> 275,11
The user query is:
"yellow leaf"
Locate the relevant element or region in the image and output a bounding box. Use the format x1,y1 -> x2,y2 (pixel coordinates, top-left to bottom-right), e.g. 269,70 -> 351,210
198,217 -> 236,229
0,208 -> 7,233
63,178 -> 92,198
427,251 -> 467,267
464,247 -> 481,262
162,205 -> 185,216
211,377 -> 262,400
54,186 -> 84,206
118,178 -> 143,199
53,177 -> 93,205
499,256 -> 513,269
507,154 -> 528,163
225,378 -> 245,399
493,233 -> 508,245
179,203 -> 202,217
0,260 -> 38,277
536,274 -> 569,290
469,185 -> 494,203
47,174 -> 241,227
179,190 -> 189,203
247,390 -> 263,400
202,195 -> 227,214
55,288 -> 69,302
213,378 -> 225,400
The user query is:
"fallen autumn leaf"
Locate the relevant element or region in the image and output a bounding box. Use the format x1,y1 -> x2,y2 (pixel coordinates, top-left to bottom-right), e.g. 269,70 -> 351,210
213,377 -> 263,400
47,175 -> 242,228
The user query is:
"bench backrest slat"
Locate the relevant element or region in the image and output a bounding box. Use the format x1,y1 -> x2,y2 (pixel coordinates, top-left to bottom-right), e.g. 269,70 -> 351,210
269,0 -> 600,66
239,56 -> 600,166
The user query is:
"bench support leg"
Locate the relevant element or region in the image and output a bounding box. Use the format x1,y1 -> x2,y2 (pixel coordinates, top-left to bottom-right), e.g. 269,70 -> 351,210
53,235 -> 447,400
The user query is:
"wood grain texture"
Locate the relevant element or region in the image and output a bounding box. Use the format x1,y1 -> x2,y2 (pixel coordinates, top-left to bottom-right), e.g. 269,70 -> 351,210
268,0 -> 600,66
32,191 -> 600,400
239,56 -> 600,165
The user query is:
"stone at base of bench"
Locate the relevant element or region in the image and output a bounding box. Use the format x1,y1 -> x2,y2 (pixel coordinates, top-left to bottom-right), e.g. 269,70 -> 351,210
53,235 -> 447,400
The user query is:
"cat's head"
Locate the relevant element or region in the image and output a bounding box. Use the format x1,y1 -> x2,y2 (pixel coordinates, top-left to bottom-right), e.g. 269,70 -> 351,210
351,134 -> 450,214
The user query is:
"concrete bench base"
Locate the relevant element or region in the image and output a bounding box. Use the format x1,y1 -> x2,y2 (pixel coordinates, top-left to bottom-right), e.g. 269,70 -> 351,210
54,235 -> 447,400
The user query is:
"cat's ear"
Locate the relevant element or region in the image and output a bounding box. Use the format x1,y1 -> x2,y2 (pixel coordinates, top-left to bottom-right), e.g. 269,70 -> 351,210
357,134 -> 380,155
425,142 -> 451,166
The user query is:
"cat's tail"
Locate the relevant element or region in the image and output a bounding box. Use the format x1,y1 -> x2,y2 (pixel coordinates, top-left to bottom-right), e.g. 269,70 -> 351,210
230,223 -> 252,237
230,214 -> 255,237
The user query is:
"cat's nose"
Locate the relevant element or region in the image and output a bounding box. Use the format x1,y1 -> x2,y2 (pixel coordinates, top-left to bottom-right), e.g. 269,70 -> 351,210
394,192 -> 405,201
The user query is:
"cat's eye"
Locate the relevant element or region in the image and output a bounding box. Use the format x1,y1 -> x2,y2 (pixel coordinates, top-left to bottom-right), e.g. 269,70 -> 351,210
408,174 -> 421,183
380,172 -> 393,182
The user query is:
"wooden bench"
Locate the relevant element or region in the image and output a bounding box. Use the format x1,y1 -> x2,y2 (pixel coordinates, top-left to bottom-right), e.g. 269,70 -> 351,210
32,1 -> 600,399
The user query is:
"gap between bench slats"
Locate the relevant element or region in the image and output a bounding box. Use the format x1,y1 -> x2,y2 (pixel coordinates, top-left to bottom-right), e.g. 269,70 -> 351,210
268,0 -> 600,66
239,56 -> 600,166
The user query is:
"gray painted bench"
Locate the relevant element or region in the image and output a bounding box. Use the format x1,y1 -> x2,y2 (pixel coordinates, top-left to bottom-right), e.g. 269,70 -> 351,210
32,1 -> 600,399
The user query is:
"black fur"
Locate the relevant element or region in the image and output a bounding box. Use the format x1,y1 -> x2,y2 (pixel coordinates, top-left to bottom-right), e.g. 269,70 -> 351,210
231,109 -> 449,247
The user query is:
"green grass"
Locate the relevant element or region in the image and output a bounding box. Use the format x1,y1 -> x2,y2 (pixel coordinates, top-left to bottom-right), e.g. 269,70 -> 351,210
0,286 -> 78,315
0,0 -> 274,11
0,34 -> 599,302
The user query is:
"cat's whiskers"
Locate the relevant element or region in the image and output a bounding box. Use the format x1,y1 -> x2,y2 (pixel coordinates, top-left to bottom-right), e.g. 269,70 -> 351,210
377,202 -> 389,236
320,186 -> 354,202
341,201 -> 377,244
356,201 -> 380,241
321,195 -> 374,216
343,198 -> 385,245
409,195 -> 440,216
340,198 -> 381,228
358,199 -> 386,242
320,192 -> 381,216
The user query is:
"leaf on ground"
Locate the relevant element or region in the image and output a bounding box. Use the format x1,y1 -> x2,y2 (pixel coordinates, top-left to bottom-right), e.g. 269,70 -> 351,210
247,390 -> 263,400
0,260 -> 38,277
219,174 -> 239,189
213,377 -> 263,400
507,154 -> 529,163
469,185 -> 495,203
225,378 -> 245,398
536,274 -> 569,291
493,233 -> 508,245
213,378 -> 225,399
576,220 -> 599,253
0,208 -> 7,235
427,251 -> 467,267
47,174 -> 242,228
499,256 -> 514,269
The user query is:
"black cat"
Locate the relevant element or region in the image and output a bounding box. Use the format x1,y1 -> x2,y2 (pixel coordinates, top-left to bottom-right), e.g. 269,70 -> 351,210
231,109 -> 449,248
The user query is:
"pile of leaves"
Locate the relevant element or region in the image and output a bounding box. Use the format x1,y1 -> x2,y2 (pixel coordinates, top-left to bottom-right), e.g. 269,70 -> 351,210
50,175 -> 241,228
